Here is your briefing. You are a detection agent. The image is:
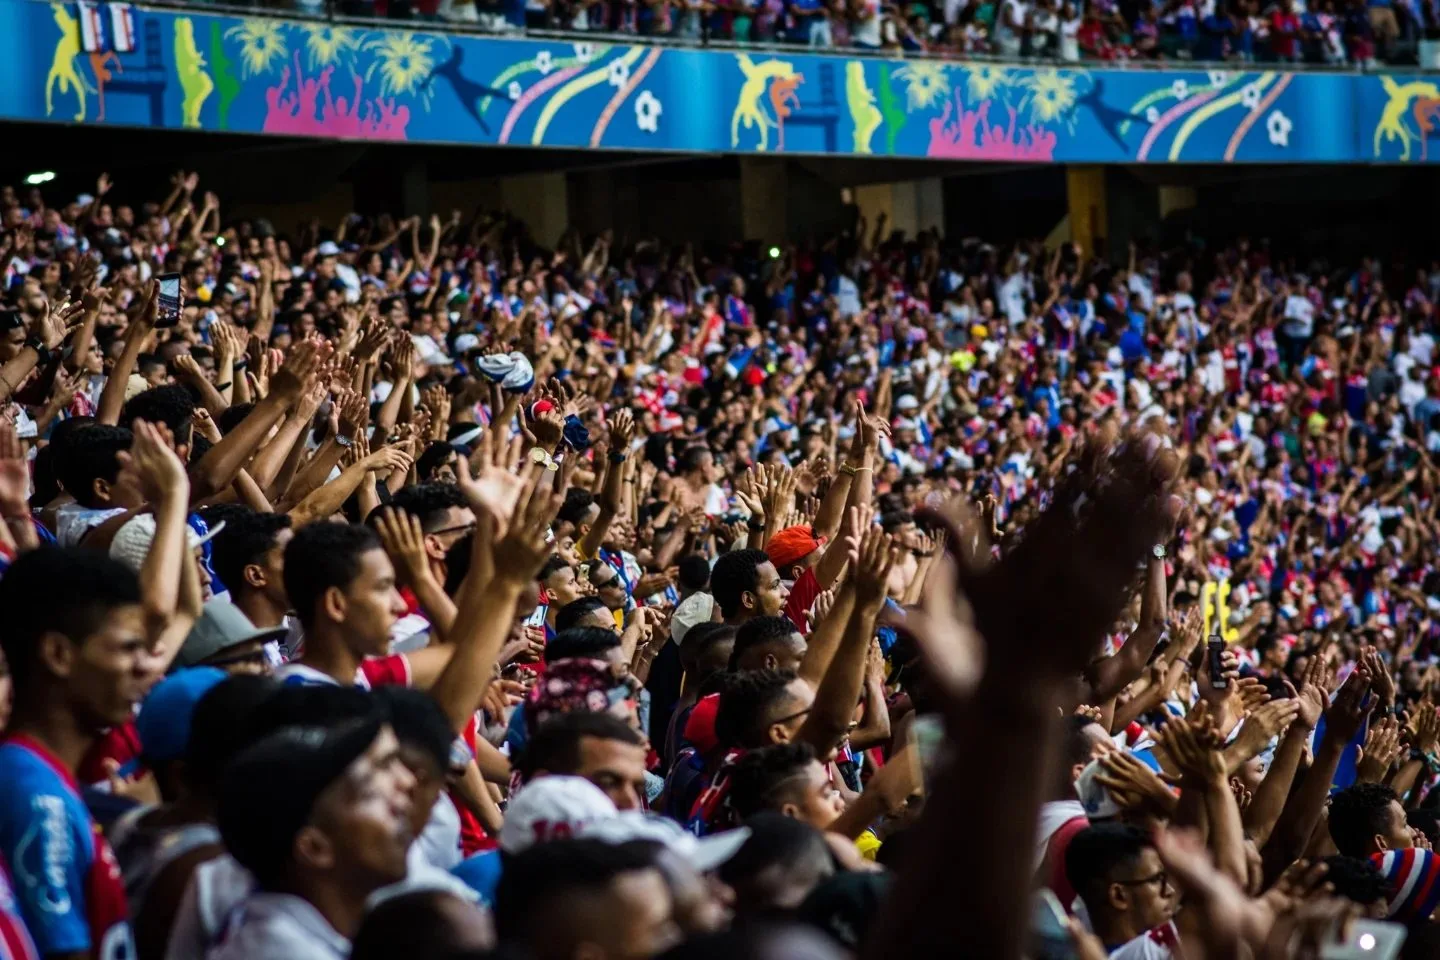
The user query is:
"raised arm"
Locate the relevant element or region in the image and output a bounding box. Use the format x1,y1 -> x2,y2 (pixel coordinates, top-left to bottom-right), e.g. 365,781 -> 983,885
97,281 -> 157,425
188,339 -> 326,502
426,474 -> 562,734
578,409 -> 634,560
796,527 -> 896,756
118,421 -> 195,663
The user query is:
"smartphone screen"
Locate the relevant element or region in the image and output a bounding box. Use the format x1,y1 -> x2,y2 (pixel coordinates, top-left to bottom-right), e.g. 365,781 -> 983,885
156,273 -> 182,328
1207,637 -> 1228,690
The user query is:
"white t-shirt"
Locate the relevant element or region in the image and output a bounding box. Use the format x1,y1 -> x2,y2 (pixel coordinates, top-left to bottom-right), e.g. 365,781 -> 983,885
1059,14 -> 1081,59
853,0 -> 883,43
207,892 -> 349,960
1283,295 -> 1315,338
999,272 -> 1028,326
995,0 -> 1028,46
1128,273 -> 1155,313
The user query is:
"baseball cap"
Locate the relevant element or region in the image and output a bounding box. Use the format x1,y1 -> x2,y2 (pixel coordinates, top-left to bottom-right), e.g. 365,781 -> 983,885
217,714 -> 386,886
766,525 -> 825,571
176,598 -> 289,668
316,240 -> 341,257
453,333 -> 481,354
110,515 -> 225,573
581,811 -> 750,872
135,667 -> 227,765
499,776 -> 617,854
894,395 -> 919,411
670,590 -> 716,644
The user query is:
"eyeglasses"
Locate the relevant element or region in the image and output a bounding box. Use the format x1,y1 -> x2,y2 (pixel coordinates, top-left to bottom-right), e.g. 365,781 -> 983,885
429,522 -> 476,538
771,706 -> 813,727
1114,871 -> 1171,893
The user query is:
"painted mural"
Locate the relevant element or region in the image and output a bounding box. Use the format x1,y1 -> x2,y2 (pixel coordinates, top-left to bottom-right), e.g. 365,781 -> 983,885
5,0 -> 1440,163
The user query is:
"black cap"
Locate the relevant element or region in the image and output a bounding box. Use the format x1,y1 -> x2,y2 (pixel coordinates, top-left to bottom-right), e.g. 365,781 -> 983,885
796,871 -> 893,949
217,715 -> 384,889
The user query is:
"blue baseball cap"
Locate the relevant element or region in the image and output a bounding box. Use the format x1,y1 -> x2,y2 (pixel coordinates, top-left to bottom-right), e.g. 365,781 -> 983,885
136,667 -> 228,765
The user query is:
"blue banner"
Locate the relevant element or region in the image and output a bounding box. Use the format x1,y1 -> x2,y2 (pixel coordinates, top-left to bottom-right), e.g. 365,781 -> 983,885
4,0 -> 1440,163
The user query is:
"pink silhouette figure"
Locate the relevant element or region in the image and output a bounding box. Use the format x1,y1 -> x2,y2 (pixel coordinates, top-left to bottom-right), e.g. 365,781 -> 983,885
262,54 -> 410,141
926,96 -> 1056,162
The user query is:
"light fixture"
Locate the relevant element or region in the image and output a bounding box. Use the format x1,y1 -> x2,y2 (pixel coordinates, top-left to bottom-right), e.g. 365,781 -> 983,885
24,172 -> 55,185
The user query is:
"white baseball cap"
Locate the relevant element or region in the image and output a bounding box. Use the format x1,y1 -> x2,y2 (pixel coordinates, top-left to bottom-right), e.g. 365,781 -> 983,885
499,776 -> 617,854
110,516 -> 225,573
581,811 -> 751,872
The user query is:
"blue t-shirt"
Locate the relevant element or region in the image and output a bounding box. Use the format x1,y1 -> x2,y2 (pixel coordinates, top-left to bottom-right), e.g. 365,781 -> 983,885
0,736 -> 133,958
451,851 -> 502,908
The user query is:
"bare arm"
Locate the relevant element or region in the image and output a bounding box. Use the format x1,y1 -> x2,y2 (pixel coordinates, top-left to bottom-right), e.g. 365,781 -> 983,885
796,529 -> 896,756
188,340 -> 324,503
97,283 -> 157,424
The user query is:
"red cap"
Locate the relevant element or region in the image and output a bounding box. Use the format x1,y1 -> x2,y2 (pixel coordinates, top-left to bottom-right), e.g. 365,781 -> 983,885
766,525 -> 824,571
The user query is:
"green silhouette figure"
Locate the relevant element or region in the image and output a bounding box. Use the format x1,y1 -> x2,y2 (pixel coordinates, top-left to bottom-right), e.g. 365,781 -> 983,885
878,64 -> 906,156
209,21 -> 240,130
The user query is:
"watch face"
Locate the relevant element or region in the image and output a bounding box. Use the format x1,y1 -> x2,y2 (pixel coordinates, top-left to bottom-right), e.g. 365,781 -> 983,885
1153,545 -> 1166,559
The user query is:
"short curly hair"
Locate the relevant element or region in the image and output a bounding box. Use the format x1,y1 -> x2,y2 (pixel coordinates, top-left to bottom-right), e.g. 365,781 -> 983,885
1329,783 -> 1402,858
710,549 -> 770,620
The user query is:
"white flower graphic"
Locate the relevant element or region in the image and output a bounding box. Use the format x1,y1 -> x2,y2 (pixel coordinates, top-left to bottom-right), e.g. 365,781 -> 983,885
574,42 -> 594,62
1171,79 -> 1189,100
534,50 -> 553,75
1145,105 -> 1160,123
635,90 -> 662,133
507,80 -> 522,100
1266,109 -> 1292,147
1207,70 -> 1230,88
1241,83 -> 1262,110
608,58 -> 630,89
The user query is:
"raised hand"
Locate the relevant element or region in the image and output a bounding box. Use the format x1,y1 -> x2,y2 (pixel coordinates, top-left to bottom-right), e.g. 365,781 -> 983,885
1095,750 -> 1178,816
1284,654 -> 1330,731
490,473 -> 564,586
354,323 -> 392,363
853,525 -> 899,610
269,338 -> 329,402
0,422 -> 29,517
920,428 -> 1182,689
191,408 -> 222,444
1356,716 -> 1402,783
1157,701 -> 1227,783
1360,645 -> 1396,709
362,444 -> 413,476
374,507 -> 432,588
608,407 -> 635,450
336,388 -> 368,439
1323,666 -> 1373,744
115,419 -> 188,503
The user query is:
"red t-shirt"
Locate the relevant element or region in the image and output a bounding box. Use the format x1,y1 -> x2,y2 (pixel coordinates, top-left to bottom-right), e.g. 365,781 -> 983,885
76,722 -> 143,792
783,567 -> 823,636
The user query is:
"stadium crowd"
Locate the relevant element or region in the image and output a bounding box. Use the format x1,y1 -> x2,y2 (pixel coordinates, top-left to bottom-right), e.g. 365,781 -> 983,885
0,167 -> 1439,960
323,0 -> 1426,67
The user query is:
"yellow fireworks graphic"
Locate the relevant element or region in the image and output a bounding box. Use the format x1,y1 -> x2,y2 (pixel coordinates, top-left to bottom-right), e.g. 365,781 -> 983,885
894,61 -> 950,112
1022,69 -> 1077,123
301,23 -> 360,70
364,32 -> 437,100
964,65 -> 1009,102
223,19 -> 286,78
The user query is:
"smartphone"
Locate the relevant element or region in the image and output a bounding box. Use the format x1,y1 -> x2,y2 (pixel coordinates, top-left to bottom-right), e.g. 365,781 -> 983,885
1207,636 -> 1228,690
1028,889 -> 1077,960
1321,919 -> 1407,960
156,273 -> 182,328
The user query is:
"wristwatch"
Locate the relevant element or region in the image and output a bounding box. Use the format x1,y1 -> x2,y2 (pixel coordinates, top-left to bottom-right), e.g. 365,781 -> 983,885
608,451 -> 627,464
335,434 -> 354,449
23,337 -> 51,366
1152,544 -> 1168,561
